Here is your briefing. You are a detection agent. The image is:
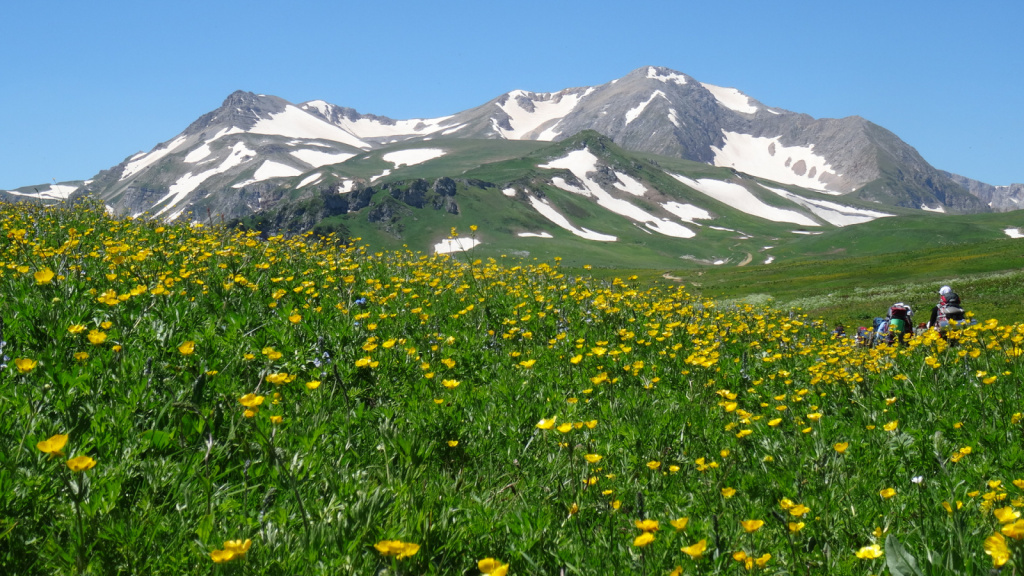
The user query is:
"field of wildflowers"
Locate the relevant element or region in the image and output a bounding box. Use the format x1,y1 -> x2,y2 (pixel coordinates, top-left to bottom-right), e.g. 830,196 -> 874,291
1,199 -> 1023,575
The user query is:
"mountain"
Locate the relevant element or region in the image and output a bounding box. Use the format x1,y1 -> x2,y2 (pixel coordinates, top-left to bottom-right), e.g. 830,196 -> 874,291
941,171 -> 1024,212
2,66 -> 1018,235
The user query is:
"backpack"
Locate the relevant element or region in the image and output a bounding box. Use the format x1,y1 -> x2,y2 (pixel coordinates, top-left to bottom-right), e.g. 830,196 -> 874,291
886,304 -> 913,344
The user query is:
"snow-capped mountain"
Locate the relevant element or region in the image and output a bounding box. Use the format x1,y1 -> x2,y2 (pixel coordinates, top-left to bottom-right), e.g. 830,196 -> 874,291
2,66 -> 1014,220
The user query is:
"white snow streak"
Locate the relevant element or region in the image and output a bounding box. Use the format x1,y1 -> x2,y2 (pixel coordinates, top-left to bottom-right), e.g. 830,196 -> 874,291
120,135 -> 188,181
1005,228 -> 1024,239
527,195 -> 617,242
761,185 -> 893,226
625,91 -> 667,125
502,187 -> 517,197
701,83 -> 758,114
669,172 -> 819,226
153,142 -> 255,218
541,150 -> 695,238
920,204 -> 946,213
298,173 -> 323,188
3,184 -> 78,200
517,232 -> 553,238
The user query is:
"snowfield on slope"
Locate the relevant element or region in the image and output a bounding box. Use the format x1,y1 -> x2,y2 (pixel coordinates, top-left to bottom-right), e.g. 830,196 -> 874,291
712,131 -> 846,193
248,105 -> 369,149
494,89 -> 592,140
540,150 -> 695,238
701,83 -> 758,114
762,185 -> 893,226
669,173 -> 819,226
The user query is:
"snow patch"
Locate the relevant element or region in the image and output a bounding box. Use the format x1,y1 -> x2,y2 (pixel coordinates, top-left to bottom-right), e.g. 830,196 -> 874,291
791,230 -> 824,235
4,184 -> 78,201
434,237 -> 480,254
298,173 -> 322,188
550,177 -> 590,197
625,91 -> 667,125
647,67 -> 687,85
662,202 -> 712,222
1005,228 -> 1024,239
184,143 -> 212,163
290,148 -> 355,168
701,83 -> 758,114
527,195 -> 617,242
517,232 -> 553,238
382,148 -> 446,167
541,150 -> 695,238
669,173 -> 819,226
764,256 -> 775,264
762,185 -> 893,226
668,109 -> 681,127
920,204 -> 946,213
712,131 -> 846,193
154,142 -> 255,217
495,89 -> 591,140
502,187 -> 517,197
613,172 -> 647,196
120,135 -> 188,181
249,105 -> 369,149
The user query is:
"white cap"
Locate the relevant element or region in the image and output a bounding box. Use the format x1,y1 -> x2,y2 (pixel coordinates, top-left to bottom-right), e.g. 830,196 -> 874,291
939,286 -> 952,296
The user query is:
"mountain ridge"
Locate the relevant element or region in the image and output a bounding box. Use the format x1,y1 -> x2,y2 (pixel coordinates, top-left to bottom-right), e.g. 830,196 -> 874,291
1,66 -> 1017,224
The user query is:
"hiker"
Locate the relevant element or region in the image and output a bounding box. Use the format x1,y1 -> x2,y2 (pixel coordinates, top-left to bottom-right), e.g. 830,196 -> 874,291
885,303 -> 914,345
928,285 -> 966,330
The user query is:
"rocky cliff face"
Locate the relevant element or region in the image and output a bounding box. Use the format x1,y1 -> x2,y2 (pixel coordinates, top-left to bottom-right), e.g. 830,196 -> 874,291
942,172 -> 1024,212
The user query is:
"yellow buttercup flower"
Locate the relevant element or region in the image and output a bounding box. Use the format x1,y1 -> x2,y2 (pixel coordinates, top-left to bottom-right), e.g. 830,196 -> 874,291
855,544 -> 883,559
740,519 -> 764,533
478,558 -> 509,575
834,442 -> 849,453
584,454 -> 603,464
680,538 -> 707,559
37,434 -> 69,458
879,488 -> 897,499
178,340 -> 195,355
34,268 -> 55,284
670,517 -> 689,531
634,519 -> 659,532
14,358 -> 38,373
374,540 -> 420,559
536,417 -> 556,430
66,455 -> 96,472
984,533 -> 1010,567
633,532 -> 655,547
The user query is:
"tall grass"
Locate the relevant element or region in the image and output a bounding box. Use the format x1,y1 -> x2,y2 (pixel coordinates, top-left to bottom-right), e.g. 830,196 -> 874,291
1,199 -> 1022,574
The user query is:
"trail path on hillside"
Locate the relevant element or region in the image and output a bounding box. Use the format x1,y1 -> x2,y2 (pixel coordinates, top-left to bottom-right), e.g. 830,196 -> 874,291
737,252 -> 753,266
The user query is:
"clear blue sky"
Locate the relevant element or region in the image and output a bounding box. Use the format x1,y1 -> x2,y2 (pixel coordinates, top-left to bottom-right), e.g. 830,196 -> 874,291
2,0 -> 1022,190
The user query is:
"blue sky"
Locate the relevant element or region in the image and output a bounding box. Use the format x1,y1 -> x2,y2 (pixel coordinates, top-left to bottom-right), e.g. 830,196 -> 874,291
2,0 -> 1022,190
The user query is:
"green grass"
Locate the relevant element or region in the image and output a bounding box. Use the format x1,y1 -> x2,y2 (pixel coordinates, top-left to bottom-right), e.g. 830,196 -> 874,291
2,199 -> 1024,575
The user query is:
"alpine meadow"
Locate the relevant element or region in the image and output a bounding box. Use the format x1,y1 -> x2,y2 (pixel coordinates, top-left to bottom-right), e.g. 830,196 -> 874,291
2,198 -> 1024,575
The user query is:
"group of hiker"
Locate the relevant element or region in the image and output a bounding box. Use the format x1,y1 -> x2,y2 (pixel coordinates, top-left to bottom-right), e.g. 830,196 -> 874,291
853,285 -> 969,346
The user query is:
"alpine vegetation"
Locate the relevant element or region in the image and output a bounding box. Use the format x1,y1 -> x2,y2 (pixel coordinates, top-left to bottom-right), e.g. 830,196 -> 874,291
2,199 -> 1023,574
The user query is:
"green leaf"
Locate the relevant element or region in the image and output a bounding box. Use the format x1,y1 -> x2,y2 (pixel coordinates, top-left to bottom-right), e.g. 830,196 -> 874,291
885,534 -> 924,576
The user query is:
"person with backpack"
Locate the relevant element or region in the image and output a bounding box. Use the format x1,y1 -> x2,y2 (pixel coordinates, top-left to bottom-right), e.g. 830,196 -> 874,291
928,285 -> 966,330
885,303 -> 914,345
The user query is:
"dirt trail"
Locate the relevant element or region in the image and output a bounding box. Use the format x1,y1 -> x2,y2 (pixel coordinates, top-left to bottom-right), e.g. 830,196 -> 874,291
737,252 -> 753,266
